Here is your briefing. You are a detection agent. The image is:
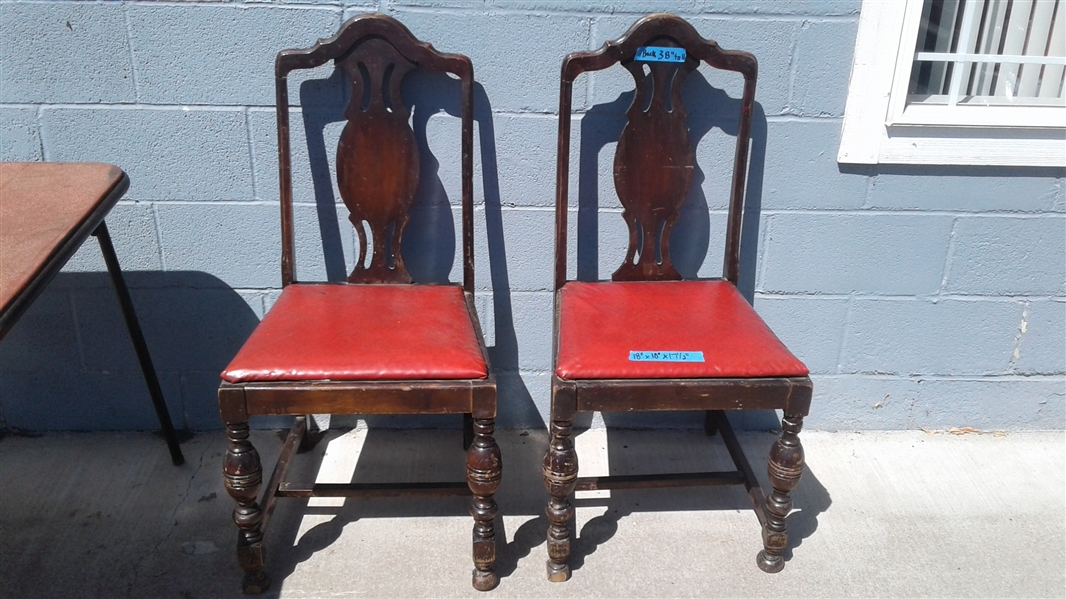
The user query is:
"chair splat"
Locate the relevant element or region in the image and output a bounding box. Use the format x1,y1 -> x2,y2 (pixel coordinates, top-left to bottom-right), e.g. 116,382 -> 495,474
336,37 -> 419,284
613,42 -> 698,282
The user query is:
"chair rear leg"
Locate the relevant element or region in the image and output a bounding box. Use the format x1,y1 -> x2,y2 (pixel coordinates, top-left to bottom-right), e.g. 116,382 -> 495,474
463,413 -> 475,450
757,413 -> 805,573
467,418 -> 501,591
703,410 -> 719,436
543,419 -> 578,582
223,423 -> 270,594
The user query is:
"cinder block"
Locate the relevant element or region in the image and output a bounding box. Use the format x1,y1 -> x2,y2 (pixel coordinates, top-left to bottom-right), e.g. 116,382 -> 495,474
761,120 -> 868,210
180,371 -> 228,431
72,287 -> 261,375
403,204 -> 464,283
0,369 -> 184,431
945,216 -> 1066,296
0,3 -> 135,103
753,295 -> 849,375
496,370 -> 549,429
504,291 -> 554,372
867,171 -> 1062,212
790,20 -> 858,117
155,204 -> 282,289
498,1 -> 859,17
841,298 -> 1023,376
250,106 -> 344,204
0,288 -> 81,374
62,203 -> 162,273
128,4 -> 341,105
492,115 -> 561,207
913,378 -> 1065,430
1015,300 -> 1066,375
237,291 -> 267,320
760,213 -> 954,294
804,374 -> 920,430
292,203 -> 356,283
811,374 -> 1065,431
263,289 -> 284,313
474,207 -> 557,292
42,108 -> 253,201
0,108 -> 42,161
474,291 -> 495,348
392,11 -> 591,113
389,0 -> 488,8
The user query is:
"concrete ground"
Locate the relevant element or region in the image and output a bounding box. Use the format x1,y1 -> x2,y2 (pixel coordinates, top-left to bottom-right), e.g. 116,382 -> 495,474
0,426 -> 1063,599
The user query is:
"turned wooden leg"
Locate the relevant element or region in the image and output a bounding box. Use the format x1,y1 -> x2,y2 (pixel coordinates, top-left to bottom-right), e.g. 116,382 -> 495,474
758,413 -> 805,573
466,418 -> 501,591
223,423 -> 270,594
542,420 -> 578,582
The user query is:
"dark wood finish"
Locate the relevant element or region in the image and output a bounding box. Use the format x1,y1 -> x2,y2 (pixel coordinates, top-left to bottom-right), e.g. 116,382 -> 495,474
612,45 -> 696,281
275,15 -> 475,292
0,162 -> 183,465
336,37 -> 419,283
544,14 -> 812,580
542,419 -> 577,582
222,14 -> 497,593
553,14 -> 757,290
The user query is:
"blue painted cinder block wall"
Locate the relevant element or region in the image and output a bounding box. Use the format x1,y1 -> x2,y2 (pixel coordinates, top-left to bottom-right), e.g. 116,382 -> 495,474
1,0 -> 1063,431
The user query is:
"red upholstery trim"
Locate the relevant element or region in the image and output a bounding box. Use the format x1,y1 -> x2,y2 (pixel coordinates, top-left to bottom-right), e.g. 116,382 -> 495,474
556,280 -> 809,379
222,284 -> 487,383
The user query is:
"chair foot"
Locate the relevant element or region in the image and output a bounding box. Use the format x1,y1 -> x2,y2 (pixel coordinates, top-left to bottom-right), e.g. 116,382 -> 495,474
472,568 -> 499,591
241,570 -> 271,594
543,420 -> 577,582
467,418 -> 501,591
546,560 -> 571,582
760,413 -> 805,573
756,550 -> 784,573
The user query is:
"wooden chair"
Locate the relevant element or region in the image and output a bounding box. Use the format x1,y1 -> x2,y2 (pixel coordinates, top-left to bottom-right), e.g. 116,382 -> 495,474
542,13 -> 812,581
217,14 -> 500,594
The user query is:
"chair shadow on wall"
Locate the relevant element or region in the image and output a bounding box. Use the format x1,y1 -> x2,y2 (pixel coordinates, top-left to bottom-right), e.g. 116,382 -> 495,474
0,270 -> 261,432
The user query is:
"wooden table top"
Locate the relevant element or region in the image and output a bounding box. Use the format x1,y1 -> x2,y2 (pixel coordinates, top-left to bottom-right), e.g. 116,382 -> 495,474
0,162 -> 126,315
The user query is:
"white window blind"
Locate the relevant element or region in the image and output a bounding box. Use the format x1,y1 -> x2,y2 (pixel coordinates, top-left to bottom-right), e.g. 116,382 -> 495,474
908,0 -> 1065,107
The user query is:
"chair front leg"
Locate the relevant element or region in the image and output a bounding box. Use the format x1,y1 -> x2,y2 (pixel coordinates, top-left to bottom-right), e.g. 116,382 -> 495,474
758,413 -> 805,573
223,422 -> 270,594
467,418 -> 501,591
543,419 -> 578,582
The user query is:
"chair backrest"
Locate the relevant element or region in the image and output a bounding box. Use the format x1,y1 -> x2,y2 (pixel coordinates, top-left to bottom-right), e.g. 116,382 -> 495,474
275,14 -> 474,291
552,13 -> 757,289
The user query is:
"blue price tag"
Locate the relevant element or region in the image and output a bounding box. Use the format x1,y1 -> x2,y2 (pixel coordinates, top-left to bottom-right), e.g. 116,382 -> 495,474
635,46 -> 687,63
629,351 -> 705,362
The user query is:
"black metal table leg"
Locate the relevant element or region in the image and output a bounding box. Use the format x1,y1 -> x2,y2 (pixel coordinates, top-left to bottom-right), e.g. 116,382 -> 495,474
92,221 -> 185,466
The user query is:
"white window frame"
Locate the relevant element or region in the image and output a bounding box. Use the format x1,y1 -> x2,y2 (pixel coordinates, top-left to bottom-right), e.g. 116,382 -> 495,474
838,0 -> 1066,167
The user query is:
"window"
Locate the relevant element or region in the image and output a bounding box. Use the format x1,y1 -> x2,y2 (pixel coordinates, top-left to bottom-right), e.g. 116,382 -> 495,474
838,0 -> 1066,166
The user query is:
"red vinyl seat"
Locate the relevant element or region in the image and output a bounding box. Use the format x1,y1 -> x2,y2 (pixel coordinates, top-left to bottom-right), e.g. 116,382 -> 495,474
222,284 -> 487,383
556,280 -> 808,380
